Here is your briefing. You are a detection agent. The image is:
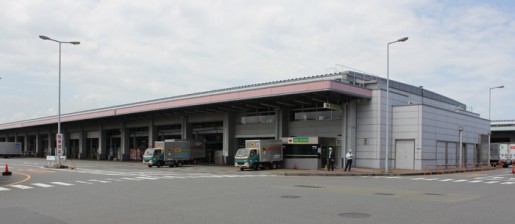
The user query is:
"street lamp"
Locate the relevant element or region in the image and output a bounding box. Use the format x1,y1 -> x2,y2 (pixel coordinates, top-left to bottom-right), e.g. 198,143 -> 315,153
39,35 -> 80,167
489,85 -> 504,120
385,37 -> 408,173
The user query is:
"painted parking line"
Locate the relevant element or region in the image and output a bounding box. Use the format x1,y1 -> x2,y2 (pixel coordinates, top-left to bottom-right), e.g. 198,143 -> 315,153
32,183 -> 54,188
51,182 -> 74,186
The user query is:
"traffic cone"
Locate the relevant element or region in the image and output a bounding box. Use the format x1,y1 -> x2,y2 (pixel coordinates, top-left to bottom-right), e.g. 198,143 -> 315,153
2,164 -> 12,176
512,165 -> 515,174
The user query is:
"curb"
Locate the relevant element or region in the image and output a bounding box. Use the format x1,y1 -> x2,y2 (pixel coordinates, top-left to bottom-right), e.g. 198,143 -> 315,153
281,172 -> 425,177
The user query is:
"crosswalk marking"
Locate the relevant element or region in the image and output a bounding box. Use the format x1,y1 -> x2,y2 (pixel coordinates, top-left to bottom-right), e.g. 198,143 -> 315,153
76,181 -> 93,184
468,180 -> 483,183
501,182 -> 515,185
89,179 -> 111,183
51,182 -> 74,186
135,176 -> 159,180
439,179 -> 454,182
485,181 -> 499,184
0,187 -> 10,191
120,177 -> 143,181
10,185 -> 33,189
453,179 -> 468,182
32,183 -> 54,188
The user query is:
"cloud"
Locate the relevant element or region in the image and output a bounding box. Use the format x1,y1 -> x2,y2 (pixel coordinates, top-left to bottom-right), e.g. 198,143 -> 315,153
0,0 -> 514,123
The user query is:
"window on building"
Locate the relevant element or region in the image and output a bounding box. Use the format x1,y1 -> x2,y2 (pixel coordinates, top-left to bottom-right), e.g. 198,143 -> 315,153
291,109 -> 341,121
238,111 -> 276,124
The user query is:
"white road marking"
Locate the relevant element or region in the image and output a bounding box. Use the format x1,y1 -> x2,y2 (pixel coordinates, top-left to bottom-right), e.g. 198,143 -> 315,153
76,181 -> 93,184
500,182 -> 515,185
439,179 -> 454,182
51,182 -> 74,186
484,181 -> 499,184
120,177 -> 143,181
468,180 -> 483,183
10,185 -> 33,189
453,180 -> 468,182
88,179 -> 111,183
0,187 -> 10,191
135,176 -> 159,180
32,183 -> 54,188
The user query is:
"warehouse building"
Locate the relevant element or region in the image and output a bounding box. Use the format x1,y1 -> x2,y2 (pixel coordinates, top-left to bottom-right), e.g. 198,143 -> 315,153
0,72 -> 490,170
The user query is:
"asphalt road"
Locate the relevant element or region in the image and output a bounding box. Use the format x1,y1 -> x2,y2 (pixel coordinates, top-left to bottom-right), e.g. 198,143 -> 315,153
1,158 -> 514,224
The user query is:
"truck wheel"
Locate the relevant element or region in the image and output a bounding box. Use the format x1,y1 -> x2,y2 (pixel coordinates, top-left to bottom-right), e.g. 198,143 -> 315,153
252,163 -> 259,171
271,162 -> 277,169
177,161 -> 183,167
148,164 -> 152,168
169,163 -> 175,168
240,167 -> 244,171
157,161 -> 162,168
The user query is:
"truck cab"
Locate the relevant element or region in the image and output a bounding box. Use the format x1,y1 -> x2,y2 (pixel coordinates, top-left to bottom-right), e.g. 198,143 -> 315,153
235,148 -> 259,171
142,148 -> 164,167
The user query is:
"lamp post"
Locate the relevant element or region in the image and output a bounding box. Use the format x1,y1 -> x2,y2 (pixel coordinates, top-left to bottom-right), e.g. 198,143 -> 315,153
39,35 -> 80,167
489,85 -> 504,120
385,37 -> 408,173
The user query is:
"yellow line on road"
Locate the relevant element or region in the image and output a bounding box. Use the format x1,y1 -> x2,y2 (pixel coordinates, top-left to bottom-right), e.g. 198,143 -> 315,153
6,172 -> 32,186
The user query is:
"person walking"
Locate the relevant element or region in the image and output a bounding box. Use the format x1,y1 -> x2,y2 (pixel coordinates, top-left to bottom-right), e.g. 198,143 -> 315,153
344,150 -> 353,171
327,147 -> 335,171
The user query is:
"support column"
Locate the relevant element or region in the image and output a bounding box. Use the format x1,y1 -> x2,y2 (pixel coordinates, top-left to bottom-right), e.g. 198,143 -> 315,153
276,107 -> 289,139
35,131 -> 41,157
63,129 -> 70,158
121,123 -> 130,161
79,127 -> 87,159
181,116 -> 192,139
148,120 -> 156,147
24,131 -> 29,156
98,125 -> 107,160
223,112 -> 236,165
49,131 -> 56,157
344,100 -> 358,168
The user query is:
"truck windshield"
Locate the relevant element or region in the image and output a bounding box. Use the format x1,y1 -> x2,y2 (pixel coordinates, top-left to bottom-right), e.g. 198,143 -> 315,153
144,148 -> 154,155
235,148 -> 249,157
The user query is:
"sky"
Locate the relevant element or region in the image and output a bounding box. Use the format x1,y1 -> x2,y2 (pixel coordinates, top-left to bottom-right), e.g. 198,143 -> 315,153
1,0 -> 514,124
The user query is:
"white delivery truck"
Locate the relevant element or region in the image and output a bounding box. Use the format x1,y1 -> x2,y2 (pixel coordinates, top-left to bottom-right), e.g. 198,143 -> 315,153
490,143 -> 512,167
234,139 -> 283,171
143,139 -> 205,168
0,142 -> 22,158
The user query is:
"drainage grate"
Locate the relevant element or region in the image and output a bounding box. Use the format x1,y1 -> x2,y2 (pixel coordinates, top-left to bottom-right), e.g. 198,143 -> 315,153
374,193 -> 395,196
293,185 -> 324,189
338,212 -> 371,218
281,195 -> 301,199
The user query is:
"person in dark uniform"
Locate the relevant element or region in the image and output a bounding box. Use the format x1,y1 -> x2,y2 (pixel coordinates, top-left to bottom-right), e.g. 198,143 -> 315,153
327,147 -> 335,171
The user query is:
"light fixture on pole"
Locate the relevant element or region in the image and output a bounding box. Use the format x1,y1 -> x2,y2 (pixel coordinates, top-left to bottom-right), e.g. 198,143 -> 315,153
39,35 -> 80,167
385,37 -> 408,173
